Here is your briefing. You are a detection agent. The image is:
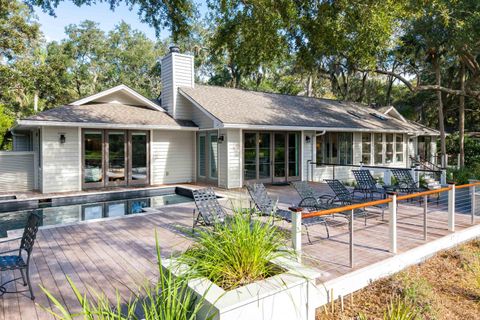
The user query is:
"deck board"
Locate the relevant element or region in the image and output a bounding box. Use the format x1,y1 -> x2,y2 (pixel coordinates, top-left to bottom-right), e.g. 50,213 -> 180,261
1,183 -> 478,319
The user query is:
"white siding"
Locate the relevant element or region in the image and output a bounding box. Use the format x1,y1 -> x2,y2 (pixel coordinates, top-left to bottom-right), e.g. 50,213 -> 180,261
151,130 -> 194,185
41,126 -> 81,193
353,133 -> 362,164
176,94 -> 214,128
160,54 -> 174,115
218,129 -> 228,188
302,131 -> 315,180
0,152 -> 36,192
227,129 -> 242,188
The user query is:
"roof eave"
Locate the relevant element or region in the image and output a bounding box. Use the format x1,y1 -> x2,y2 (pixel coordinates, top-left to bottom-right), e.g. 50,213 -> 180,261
15,119 -> 198,131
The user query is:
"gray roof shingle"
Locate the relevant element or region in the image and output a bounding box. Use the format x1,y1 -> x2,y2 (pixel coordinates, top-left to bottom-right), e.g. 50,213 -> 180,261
180,85 -> 438,134
23,103 -> 196,128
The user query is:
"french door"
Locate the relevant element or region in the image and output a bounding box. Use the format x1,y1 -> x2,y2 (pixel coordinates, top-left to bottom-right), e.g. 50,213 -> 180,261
82,130 -> 149,189
243,131 -> 301,184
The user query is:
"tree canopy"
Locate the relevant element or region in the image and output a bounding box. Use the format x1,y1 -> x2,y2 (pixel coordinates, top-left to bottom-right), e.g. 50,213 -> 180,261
2,0 -> 480,165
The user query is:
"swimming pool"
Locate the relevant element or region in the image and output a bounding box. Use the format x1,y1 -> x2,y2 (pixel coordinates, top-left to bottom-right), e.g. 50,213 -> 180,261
0,187 -> 194,238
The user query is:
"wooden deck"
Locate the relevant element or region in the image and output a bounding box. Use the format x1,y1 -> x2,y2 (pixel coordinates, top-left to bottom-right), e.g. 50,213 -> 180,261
0,183 -> 479,319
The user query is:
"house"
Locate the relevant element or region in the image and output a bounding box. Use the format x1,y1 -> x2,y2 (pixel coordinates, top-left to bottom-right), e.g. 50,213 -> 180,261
11,47 -> 439,194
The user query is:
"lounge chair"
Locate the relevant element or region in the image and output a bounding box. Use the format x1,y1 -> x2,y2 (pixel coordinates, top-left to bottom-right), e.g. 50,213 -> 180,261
291,181 -> 334,211
192,188 -> 227,231
352,170 -> 386,200
246,183 -> 330,243
325,179 -> 385,223
0,211 -> 41,300
390,169 -> 428,194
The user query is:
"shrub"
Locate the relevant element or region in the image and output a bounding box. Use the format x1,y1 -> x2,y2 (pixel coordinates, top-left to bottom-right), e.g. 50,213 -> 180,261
41,232 -> 207,320
180,213 -> 289,290
383,297 -> 418,320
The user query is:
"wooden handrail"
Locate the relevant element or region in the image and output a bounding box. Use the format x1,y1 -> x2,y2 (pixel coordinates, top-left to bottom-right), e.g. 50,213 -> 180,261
455,182 -> 480,189
396,186 -> 451,201
302,198 -> 392,219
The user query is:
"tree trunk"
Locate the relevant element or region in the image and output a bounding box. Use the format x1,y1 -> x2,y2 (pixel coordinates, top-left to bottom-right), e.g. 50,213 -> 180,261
434,58 -> 447,167
459,63 -> 466,167
306,74 -> 313,97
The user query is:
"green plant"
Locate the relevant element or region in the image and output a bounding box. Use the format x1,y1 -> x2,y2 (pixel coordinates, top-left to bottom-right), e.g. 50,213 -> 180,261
41,231 -> 208,320
383,297 -> 418,320
180,213 -> 289,290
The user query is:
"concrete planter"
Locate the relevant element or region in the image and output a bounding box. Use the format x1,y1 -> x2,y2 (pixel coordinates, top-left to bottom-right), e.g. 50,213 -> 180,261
163,257 -> 320,320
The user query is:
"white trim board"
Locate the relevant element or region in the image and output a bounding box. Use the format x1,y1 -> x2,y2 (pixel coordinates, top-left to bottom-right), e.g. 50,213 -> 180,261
310,223 -> 480,308
16,120 -> 199,131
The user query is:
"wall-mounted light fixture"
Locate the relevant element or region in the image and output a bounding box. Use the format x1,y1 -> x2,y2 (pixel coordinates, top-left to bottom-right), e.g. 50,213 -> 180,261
59,134 -> 66,144
305,135 -> 311,144
218,135 -> 225,143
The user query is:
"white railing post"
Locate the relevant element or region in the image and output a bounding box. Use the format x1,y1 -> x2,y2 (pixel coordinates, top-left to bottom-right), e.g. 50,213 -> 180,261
291,208 -> 303,261
448,184 -> 455,232
388,192 -> 397,254
471,185 -> 476,225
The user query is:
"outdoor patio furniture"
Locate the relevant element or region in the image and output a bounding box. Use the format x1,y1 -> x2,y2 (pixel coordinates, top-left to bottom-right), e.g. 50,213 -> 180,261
246,183 -> 330,243
291,181 -> 335,210
352,169 -> 386,200
325,179 -> 385,224
0,211 -> 41,300
192,187 -> 227,230
390,169 -> 428,194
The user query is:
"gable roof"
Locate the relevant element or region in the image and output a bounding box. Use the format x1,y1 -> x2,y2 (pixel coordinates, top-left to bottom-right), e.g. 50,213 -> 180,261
18,103 -> 196,130
71,84 -> 164,112
179,85 -> 439,135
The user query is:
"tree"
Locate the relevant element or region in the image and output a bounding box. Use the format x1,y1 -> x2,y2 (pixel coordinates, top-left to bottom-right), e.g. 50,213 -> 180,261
26,0 -> 196,41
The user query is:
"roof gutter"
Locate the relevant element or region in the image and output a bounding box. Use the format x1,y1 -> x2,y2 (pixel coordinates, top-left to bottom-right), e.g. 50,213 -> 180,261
221,123 -> 420,134
15,120 -> 199,131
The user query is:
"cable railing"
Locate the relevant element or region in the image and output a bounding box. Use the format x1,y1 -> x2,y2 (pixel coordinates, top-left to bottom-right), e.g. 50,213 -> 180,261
289,181 -> 479,269
306,161 -> 446,186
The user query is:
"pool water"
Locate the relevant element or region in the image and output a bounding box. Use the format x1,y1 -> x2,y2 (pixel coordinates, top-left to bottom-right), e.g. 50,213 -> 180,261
0,192 -> 192,238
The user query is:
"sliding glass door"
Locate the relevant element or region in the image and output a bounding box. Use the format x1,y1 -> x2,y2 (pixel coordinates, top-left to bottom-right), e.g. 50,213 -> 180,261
106,131 -> 127,186
82,130 -> 149,189
83,131 -> 104,188
243,131 -> 301,184
129,132 -> 149,185
197,131 -> 219,182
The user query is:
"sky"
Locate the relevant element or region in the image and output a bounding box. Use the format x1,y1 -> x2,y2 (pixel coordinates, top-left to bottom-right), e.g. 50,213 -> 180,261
33,1 -> 197,42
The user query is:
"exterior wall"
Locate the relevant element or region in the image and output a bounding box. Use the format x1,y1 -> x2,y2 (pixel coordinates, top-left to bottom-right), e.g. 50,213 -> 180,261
310,131 -> 410,183
41,126 -> 81,193
160,52 -> 194,119
0,152 -> 37,192
302,131 -> 315,181
218,129 -> 228,188
226,129 -> 242,188
151,130 -> 195,185
175,94 -> 215,129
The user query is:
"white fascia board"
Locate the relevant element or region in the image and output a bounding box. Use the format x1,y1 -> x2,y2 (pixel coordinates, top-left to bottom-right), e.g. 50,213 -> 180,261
221,123 -> 414,133
70,84 -> 165,112
384,106 -> 407,122
16,120 -> 198,131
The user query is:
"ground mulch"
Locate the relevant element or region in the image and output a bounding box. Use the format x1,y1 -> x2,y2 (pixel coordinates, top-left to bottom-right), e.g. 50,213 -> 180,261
316,240 -> 480,320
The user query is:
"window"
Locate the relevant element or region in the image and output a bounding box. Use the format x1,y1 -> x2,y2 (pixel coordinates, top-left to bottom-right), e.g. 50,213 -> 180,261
316,132 -> 353,165
316,135 -> 324,164
361,133 -> 371,164
395,134 -> 404,162
209,133 -> 218,179
385,133 -> 394,163
374,133 -> 383,164
198,135 -> 206,177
